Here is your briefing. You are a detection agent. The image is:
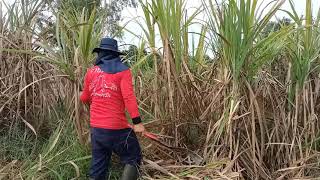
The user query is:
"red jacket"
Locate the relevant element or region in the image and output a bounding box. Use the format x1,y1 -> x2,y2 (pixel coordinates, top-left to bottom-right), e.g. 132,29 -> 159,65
80,66 -> 141,129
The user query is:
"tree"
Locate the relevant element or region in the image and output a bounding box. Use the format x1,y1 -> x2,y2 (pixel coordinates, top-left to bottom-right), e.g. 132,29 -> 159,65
45,0 -> 137,37
60,0 -> 138,37
262,17 -> 292,38
105,0 -> 137,37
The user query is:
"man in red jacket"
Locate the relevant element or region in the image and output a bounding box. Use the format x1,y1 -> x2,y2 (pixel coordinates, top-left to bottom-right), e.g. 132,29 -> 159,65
80,38 -> 145,180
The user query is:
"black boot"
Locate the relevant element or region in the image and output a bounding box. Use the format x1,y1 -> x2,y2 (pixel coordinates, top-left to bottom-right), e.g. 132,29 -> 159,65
120,164 -> 139,180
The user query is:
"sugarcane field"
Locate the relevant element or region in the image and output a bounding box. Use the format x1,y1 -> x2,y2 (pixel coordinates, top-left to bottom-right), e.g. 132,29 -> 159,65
1,0 -> 320,179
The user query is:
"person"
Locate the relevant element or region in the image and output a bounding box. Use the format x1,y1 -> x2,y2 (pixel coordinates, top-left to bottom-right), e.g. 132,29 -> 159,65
80,37 -> 145,180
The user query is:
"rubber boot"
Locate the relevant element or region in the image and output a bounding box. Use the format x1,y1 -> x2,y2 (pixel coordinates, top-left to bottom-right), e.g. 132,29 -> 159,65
88,173 -> 109,180
120,164 -> 139,180
88,177 -> 108,180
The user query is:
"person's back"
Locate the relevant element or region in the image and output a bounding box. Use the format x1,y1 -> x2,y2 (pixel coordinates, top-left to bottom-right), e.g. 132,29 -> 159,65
80,38 -> 145,180
81,66 -> 140,129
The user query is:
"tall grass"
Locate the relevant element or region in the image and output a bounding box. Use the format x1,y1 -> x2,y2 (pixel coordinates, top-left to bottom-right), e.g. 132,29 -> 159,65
0,1 -> 96,178
205,0 -> 287,86
0,104 -> 91,179
200,0 -> 320,179
0,0 -> 59,134
1,0 -> 320,179
139,0 -> 206,122
38,2 -> 107,144
135,0 -> 320,179
285,0 -> 320,101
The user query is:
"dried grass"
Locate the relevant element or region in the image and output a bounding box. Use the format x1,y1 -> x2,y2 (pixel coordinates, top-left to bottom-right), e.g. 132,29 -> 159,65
1,0 -> 320,179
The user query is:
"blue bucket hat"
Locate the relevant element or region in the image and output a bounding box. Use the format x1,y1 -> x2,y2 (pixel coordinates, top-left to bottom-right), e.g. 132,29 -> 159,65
92,37 -> 124,55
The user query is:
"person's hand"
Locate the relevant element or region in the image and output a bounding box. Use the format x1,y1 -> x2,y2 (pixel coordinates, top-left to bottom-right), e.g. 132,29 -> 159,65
133,123 -> 145,134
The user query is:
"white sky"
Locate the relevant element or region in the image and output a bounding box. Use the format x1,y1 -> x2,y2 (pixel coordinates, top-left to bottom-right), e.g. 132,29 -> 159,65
120,0 -> 320,47
2,0 -> 320,48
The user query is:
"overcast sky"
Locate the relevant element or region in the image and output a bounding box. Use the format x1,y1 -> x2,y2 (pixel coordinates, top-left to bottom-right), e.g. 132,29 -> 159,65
120,0 -> 320,46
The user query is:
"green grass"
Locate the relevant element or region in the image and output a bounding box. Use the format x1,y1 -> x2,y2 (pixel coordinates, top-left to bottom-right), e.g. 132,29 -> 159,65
283,0 -> 320,103
0,103 -> 133,179
205,0 -> 287,84
0,126 -> 37,162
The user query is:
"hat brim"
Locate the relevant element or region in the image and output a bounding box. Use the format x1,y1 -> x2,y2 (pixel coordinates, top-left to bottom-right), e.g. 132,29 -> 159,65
92,47 -> 124,55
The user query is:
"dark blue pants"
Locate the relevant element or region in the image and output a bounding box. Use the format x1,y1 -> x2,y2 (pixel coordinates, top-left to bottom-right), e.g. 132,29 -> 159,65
89,127 -> 142,180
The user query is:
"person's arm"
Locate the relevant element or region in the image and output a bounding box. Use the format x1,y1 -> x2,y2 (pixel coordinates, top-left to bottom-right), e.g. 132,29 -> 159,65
120,70 -> 145,132
80,70 -> 91,104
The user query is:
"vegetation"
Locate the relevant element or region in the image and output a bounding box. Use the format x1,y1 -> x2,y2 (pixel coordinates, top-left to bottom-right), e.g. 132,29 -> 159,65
1,0 -> 320,179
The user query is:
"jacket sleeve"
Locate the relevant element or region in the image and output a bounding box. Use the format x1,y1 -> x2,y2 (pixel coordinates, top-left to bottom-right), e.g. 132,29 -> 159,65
80,69 -> 91,104
120,70 -> 142,124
